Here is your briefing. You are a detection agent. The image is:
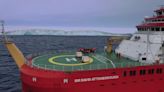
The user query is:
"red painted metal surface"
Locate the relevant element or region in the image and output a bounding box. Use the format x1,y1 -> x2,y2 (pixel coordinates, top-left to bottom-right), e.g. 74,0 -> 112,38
21,64 -> 164,92
145,15 -> 164,20
155,8 -> 164,12
136,23 -> 164,28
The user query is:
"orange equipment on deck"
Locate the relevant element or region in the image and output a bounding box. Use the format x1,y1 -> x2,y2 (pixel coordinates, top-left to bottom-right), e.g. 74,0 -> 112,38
1,21 -> 26,69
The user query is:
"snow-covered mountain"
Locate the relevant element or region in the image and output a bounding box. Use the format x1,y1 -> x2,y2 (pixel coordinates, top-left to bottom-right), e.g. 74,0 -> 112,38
5,29 -> 130,36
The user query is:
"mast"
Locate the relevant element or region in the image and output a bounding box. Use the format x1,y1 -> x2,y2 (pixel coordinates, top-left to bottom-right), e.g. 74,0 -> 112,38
0,20 -> 8,42
0,20 -> 26,69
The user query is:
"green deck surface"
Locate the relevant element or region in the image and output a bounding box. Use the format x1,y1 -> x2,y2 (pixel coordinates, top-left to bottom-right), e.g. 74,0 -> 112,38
32,52 -> 142,71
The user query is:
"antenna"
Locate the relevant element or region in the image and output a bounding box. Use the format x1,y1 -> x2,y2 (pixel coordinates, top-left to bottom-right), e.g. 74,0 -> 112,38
0,20 -> 8,42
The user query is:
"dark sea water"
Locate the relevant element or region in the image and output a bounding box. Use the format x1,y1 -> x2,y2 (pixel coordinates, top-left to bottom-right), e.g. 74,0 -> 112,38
0,36 -> 109,92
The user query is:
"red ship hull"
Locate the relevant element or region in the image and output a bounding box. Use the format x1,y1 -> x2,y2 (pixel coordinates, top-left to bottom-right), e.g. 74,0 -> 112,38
21,64 -> 164,92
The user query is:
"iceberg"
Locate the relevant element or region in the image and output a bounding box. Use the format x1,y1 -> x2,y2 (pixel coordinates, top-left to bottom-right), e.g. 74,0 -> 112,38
5,29 -> 130,36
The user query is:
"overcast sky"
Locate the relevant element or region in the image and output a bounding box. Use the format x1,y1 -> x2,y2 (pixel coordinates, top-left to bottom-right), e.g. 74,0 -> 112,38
0,0 -> 164,32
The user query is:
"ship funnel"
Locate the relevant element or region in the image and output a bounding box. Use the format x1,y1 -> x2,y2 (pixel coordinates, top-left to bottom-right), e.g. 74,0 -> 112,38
1,21 -> 25,69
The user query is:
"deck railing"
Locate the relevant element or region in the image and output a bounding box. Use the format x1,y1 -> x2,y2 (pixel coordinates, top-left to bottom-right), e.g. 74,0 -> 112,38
25,59 -> 152,72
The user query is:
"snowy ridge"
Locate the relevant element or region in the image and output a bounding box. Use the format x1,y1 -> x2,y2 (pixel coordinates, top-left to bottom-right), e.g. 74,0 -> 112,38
5,29 -> 130,36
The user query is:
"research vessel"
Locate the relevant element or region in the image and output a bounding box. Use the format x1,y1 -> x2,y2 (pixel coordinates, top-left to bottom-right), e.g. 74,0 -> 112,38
1,6 -> 164,92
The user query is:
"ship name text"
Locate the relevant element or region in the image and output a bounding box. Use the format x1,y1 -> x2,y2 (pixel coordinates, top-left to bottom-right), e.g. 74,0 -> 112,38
74,75 -> 119,83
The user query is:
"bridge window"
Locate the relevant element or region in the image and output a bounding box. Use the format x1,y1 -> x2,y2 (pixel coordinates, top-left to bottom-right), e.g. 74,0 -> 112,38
151,28 -> 155,31
158,11 -> 162,16
156,28 -> 160,31
162,28 -> 164,31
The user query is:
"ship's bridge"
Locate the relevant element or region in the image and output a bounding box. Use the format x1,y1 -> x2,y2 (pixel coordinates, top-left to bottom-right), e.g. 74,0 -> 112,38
137,6 -> 164,32
155,5 -> 164,16
116,6 -> 164,64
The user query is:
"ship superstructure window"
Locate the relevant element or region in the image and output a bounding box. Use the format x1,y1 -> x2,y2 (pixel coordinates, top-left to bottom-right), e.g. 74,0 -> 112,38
142,28 -> 144,31
129,71 -> 136,76
151,28 -> 155,31
140,70 -> 146,75
148,69 -> 154,74
142,57 -> 146,61
123,71 -> 127,77
156,27 -> 160,31
137,28 -> 140,31
156,68 -> 163,74
162,28 -> 164,31
157,11 -> 162,16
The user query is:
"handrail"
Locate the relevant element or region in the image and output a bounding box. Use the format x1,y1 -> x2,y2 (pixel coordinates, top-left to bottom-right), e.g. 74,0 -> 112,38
24,52 -> 163,71
25,60 -> 160,71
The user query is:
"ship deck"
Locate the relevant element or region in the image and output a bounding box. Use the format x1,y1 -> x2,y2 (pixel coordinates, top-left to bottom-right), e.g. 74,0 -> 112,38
30,52 -> 143,71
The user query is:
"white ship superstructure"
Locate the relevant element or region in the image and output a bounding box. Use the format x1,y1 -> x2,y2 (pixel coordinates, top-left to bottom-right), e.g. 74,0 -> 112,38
116,6 -> 164,64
